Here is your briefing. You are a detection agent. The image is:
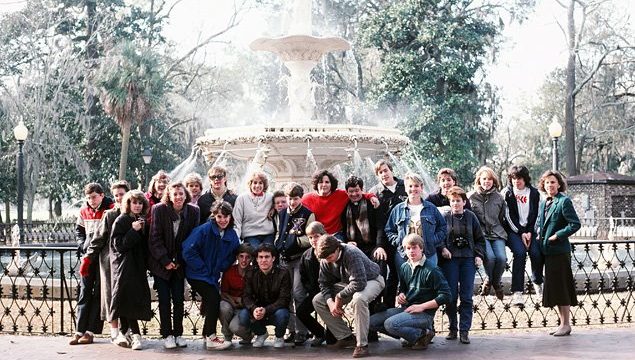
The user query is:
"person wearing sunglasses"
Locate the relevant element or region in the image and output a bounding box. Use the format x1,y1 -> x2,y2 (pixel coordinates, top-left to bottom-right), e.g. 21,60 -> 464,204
197,165 -> 238,223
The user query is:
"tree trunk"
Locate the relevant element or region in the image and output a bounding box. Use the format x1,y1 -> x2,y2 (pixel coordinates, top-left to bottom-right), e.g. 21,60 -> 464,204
564,0 -> 578,175
119,120 -> 132,180
4,200 -> 9,223
54,199 -> 62,218
48,196 -> 53,221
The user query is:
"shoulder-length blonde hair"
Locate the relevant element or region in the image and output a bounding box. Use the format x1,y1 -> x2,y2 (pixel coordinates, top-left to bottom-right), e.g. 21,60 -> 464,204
473,166 -> 501,191
121,190 -> 150,216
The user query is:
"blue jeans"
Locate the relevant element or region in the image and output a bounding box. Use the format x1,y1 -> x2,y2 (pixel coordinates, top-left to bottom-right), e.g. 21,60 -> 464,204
369,307 -> 434,344
395,252 -> 437,271
440,257 -> 476,332
243,234 -> 274,249
153,275 -> 185,338
507,232 -> 544,292
484,238 -> 506,286
238,308 -> 290,338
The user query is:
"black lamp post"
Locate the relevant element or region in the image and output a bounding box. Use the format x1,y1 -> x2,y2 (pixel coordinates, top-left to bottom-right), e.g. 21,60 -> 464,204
142,147 -> 153,191
13,120 -> 28,243
548,118 -> 563,171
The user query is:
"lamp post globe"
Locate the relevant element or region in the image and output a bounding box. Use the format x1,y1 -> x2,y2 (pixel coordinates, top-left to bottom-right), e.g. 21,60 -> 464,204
142,147 -> 153,191
548,118 -> 562,171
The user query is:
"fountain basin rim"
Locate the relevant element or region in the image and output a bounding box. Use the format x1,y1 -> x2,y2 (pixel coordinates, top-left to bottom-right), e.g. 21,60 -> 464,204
250,35 -> 351,54
198,124 -> 410,145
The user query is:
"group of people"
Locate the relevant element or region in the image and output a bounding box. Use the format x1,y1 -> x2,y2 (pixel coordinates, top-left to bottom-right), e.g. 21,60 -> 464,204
69,160 -> 581,357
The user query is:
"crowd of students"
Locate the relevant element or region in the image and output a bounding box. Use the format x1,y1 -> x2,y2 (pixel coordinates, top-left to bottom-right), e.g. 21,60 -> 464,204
69,160 -> 581,357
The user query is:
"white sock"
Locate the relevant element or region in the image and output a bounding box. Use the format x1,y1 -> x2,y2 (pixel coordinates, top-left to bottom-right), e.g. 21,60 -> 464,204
110,328 -> 119,338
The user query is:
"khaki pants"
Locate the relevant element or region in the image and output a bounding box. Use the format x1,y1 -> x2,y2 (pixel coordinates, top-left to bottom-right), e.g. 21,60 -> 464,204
313,276 -> 385,346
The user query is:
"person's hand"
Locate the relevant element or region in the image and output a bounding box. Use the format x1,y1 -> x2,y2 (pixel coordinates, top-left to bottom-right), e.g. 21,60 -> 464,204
132,219 -> 144,231
370,197 -> 380,208
475,257 -> 483,267
373,247 -> 387,261
164,262 -> 177,270
79,257 -> 91,277
522,232 -> 532,249
405,303 -> 424,314
328,297 -> 344,317
348,241 -> 358,247
441,248 -> 452,259
548,234 -> 558,242
397,293 -> 407,305
253,307 -> 265,320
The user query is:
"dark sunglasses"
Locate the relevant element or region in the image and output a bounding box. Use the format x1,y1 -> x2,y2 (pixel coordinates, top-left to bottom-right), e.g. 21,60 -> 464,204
210,175 -> 225,180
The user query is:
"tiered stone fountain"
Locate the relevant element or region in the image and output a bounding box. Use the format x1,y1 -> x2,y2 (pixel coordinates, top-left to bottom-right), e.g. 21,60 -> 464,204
196,0 -> 409,185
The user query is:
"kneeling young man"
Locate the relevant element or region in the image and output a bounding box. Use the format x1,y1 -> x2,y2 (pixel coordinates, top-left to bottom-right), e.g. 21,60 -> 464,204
369,234 -> 450,350
313,235 -> 385,358
239,243 -> 291,348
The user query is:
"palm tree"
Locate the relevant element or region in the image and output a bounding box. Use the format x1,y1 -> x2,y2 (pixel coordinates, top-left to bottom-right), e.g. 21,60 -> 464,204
96,42 -> 165,180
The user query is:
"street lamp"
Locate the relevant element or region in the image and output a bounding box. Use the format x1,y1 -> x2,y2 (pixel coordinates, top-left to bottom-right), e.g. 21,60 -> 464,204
142,147 -> 153,191
548,117 -> 563,171
13,120 -> 28,243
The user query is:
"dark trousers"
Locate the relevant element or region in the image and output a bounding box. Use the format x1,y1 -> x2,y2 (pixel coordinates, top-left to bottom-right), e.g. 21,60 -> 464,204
383,246 -> 398,309
239,308 -> 290,338
507,232 -> 544,292
120,317 -> 140,335
76,260 -> 103,334
188,279 -> 221,338
440,257 -> 476,332
153,275 -> 184,338
296,295 -> 336,343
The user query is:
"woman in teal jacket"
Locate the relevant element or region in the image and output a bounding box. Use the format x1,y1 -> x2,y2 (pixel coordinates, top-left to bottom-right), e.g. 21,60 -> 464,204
182,201 -> 240,350
536,170 -> 580,337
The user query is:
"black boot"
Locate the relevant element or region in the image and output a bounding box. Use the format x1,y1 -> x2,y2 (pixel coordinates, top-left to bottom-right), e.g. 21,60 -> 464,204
459,331 -> 470,344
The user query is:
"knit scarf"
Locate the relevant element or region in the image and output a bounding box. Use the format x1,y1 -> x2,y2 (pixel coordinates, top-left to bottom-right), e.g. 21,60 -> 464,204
346,201 -> 370,244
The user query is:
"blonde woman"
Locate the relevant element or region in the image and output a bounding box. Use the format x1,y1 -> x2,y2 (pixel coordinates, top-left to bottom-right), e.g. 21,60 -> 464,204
232,171 -> 274,248
468,166 -> 507,300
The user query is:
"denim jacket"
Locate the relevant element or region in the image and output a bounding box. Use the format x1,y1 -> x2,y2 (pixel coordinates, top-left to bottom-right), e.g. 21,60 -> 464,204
385,199 -> 447,259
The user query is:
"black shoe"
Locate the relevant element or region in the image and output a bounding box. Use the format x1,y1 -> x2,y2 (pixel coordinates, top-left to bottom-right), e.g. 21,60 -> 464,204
328,335 -> 356,349
310,337 -> 325,347
368,330 -> 379,343
284,332 -> 295,343
459,331 -> 470,344
294,333 -> 307,346
446,331 -> 457,340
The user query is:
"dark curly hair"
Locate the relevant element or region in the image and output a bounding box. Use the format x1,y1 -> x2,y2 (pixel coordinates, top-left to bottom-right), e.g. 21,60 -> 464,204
311,169 -> 338,192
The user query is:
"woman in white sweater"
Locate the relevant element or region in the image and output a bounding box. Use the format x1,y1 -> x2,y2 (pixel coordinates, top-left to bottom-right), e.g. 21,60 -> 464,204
232,171 -> 274,248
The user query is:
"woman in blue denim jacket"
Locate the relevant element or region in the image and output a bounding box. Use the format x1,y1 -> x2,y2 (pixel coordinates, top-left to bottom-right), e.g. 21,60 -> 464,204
385,172 -> 447,269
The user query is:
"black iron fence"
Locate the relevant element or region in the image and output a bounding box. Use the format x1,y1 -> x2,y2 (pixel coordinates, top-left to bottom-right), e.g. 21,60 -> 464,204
0,240 -> 634,335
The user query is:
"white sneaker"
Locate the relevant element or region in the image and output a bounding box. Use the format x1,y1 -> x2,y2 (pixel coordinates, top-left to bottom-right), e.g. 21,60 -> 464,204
131,334 -> 143,350
273,337 -> 285,348
175,336 -> 187,348
252,334 -> 268,348
164,335 -> 177,349
206,335 -> 232,350
511,291 -> 524,305
533,283 -> 543,298
113,332 -> 130,348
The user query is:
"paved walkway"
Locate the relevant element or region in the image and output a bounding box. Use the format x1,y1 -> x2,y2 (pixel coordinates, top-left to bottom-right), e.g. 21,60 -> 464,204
3,326 -> 634,359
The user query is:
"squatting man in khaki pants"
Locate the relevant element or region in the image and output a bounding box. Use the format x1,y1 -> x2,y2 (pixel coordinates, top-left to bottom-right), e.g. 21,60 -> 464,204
312,235 -> 385,358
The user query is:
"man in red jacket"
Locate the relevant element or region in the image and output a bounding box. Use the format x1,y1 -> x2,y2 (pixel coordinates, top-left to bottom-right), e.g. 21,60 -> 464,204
70,183 -> 114,345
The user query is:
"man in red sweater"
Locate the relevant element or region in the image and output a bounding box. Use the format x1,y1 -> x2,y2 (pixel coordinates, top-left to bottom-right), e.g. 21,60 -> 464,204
303,170 -> 379,239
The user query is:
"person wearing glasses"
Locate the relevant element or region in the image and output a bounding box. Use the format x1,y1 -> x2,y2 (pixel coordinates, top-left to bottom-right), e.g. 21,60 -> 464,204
197,165 -> 238,223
